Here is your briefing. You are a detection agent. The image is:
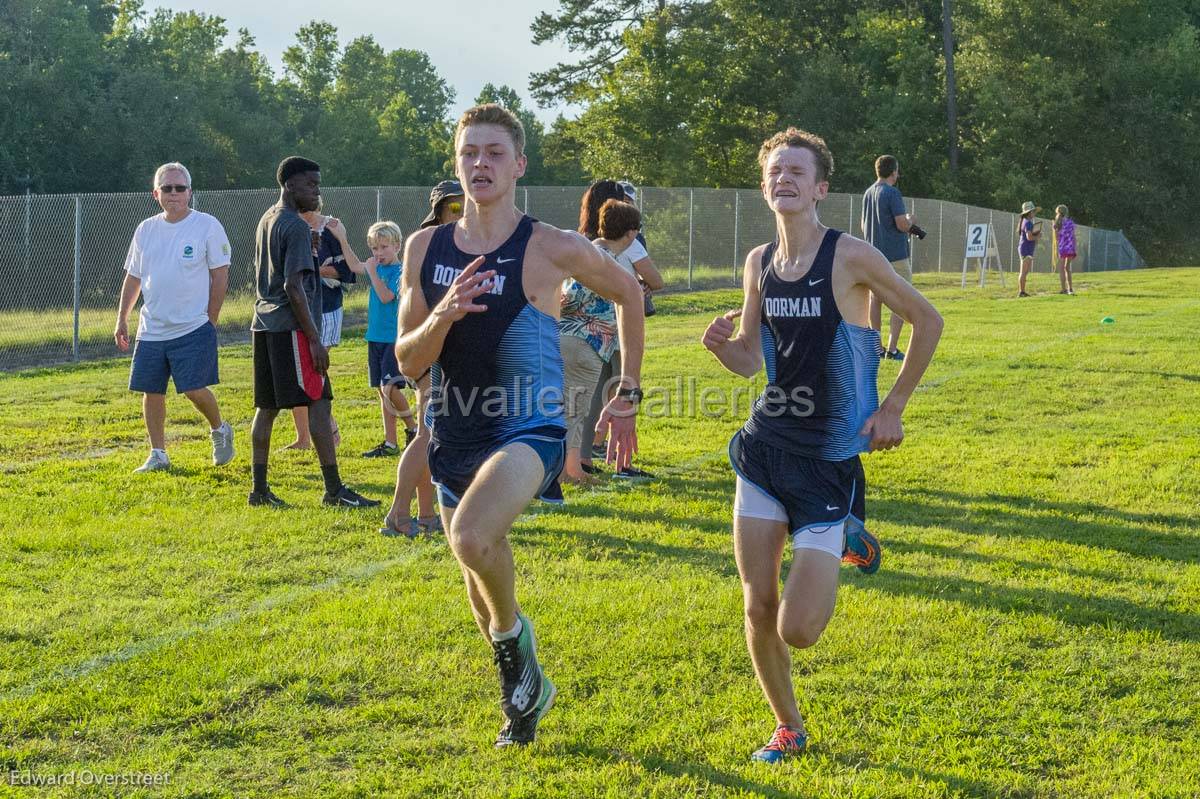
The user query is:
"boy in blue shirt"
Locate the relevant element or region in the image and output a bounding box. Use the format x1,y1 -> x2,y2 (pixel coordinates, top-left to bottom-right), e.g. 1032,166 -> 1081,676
331,220 -> 418,456
366,221 -> 418,456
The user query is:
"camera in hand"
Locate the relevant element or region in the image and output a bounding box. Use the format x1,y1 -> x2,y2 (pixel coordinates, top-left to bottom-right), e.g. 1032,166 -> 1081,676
908,224 -> 927,240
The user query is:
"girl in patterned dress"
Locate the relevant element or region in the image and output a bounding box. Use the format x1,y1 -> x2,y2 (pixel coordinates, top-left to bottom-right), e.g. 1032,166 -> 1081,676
1053,205 -> 1077,295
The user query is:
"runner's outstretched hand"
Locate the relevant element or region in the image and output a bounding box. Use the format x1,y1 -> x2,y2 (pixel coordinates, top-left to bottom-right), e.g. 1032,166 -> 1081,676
433,256 -> 496,324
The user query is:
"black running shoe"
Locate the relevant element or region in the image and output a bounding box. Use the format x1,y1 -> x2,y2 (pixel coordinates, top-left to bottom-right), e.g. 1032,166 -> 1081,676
591,442 -> 607,459
248,489 -> 287,507
492,612 -> 545,720
404,427 -> 417,447
362,441 -> 401,458
615,466 -> 655,480
322,484 -> 381,508
495,676 -> 556,747
580,462 -> 600,475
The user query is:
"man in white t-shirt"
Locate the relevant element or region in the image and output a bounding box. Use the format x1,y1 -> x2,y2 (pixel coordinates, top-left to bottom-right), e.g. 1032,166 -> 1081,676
114,162 -> 235,473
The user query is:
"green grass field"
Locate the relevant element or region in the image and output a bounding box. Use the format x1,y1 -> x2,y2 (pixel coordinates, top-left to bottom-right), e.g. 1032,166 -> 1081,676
1,268 -> 1198,798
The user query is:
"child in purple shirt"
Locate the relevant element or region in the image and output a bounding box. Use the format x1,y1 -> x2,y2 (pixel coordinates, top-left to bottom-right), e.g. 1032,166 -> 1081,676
1016,201 -> 1042,297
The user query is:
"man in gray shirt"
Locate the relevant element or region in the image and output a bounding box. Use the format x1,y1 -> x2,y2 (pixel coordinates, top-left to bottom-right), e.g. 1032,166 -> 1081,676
861,155 -> 918,360
248,156 -> 379,509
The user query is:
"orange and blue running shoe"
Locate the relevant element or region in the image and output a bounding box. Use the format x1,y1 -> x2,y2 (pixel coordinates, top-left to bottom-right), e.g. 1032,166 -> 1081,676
751,724 -> 808,763
842,524 -> 881,575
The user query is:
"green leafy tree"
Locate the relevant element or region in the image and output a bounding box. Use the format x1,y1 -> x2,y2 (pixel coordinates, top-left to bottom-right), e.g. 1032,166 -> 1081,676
0,0 -> 114,192
315,34 -> 452,185
281,20 -> 339,142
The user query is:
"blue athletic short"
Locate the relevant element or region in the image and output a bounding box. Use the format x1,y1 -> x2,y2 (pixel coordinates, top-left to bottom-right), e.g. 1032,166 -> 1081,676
728,429 -> 866,537
429,432 -> 565,509
367,341 -> 403,388
129,322 -> 219,394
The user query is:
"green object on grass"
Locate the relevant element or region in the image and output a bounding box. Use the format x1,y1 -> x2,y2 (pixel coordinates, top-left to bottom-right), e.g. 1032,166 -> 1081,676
1101,316 -> 1115,324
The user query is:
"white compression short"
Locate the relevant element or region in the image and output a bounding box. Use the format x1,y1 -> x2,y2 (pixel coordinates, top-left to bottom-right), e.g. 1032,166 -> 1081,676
733,475 -> 845,559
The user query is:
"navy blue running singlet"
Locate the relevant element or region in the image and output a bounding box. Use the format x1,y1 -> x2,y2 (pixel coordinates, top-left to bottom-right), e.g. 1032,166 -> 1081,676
420,215 -> 566,448
740,228 -> 881,460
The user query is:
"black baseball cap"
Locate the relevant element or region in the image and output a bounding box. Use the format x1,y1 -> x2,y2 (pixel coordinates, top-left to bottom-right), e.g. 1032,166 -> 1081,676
420,180 -> 465,228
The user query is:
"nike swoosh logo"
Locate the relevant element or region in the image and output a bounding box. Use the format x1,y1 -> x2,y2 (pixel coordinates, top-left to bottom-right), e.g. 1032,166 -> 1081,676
826,505 -> 839,511
497,257 -> 516,264
809,278 -> 825,286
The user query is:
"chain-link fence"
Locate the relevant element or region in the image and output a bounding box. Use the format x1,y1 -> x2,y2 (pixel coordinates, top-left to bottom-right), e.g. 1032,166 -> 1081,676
0,186 -> 1144,371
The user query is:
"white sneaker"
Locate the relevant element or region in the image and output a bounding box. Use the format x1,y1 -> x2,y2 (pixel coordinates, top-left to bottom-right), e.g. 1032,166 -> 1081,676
134,450 -> 170,473
211,421 -> 235,466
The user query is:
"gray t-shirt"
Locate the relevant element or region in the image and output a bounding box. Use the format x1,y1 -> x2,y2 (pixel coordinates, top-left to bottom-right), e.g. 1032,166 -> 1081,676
862,181 -> 909,262
251,203 -> 321,333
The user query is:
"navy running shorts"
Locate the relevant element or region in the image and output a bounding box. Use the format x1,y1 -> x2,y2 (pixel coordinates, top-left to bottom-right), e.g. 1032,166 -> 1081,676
429,432 -> 565,509
728,429 -> 866,538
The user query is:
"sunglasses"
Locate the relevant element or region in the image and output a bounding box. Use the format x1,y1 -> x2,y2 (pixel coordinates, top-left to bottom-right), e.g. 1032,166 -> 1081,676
445,201 -> 463,215
157,184 -> 189,194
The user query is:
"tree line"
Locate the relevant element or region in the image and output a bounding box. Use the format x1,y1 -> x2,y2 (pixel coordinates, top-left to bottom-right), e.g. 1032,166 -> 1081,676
0,0 -> 585,197
1,0 -> 1197,262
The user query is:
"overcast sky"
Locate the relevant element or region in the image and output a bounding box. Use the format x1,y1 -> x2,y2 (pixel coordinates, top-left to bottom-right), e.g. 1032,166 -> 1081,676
149,0 -> 581,124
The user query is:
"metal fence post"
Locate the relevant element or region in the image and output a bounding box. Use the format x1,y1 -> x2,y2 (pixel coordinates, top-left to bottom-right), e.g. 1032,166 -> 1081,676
1008,213 -> 1016,271
987,209 -> 994,272
937,200 -> 943,272
23,190 -> 32,302
687,188 -> 694,290
375,188 -> 382,222
732,191 -> 740,284
524,187 -> 529,214
73,196 -> 81,362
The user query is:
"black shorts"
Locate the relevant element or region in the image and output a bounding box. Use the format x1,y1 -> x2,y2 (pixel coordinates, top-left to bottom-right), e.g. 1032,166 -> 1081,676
728,429 -> 865,535
253,330 -> 334,410
428,432 -> 565,509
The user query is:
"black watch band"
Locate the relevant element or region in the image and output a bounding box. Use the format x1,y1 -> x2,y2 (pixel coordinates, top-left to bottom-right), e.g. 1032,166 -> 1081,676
616,386 -> 643,403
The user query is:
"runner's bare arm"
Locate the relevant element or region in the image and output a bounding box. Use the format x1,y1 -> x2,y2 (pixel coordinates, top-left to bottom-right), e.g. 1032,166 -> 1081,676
842,237 -> 943,449
545,227 -> 644,470
702,246 -> 765,378
553,229 -> 644,389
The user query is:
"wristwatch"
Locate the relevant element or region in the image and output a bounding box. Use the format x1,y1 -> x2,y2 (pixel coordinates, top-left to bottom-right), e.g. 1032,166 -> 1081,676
616,386 -> 643,404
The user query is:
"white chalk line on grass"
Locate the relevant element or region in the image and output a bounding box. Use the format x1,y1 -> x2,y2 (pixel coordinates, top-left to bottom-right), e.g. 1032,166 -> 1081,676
3,450 -> 729,702
22,293 -> 1185,701
1,551 -> 426,703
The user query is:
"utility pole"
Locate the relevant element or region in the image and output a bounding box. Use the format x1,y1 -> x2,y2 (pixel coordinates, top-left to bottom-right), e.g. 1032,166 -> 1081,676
942,0 -> 960,173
